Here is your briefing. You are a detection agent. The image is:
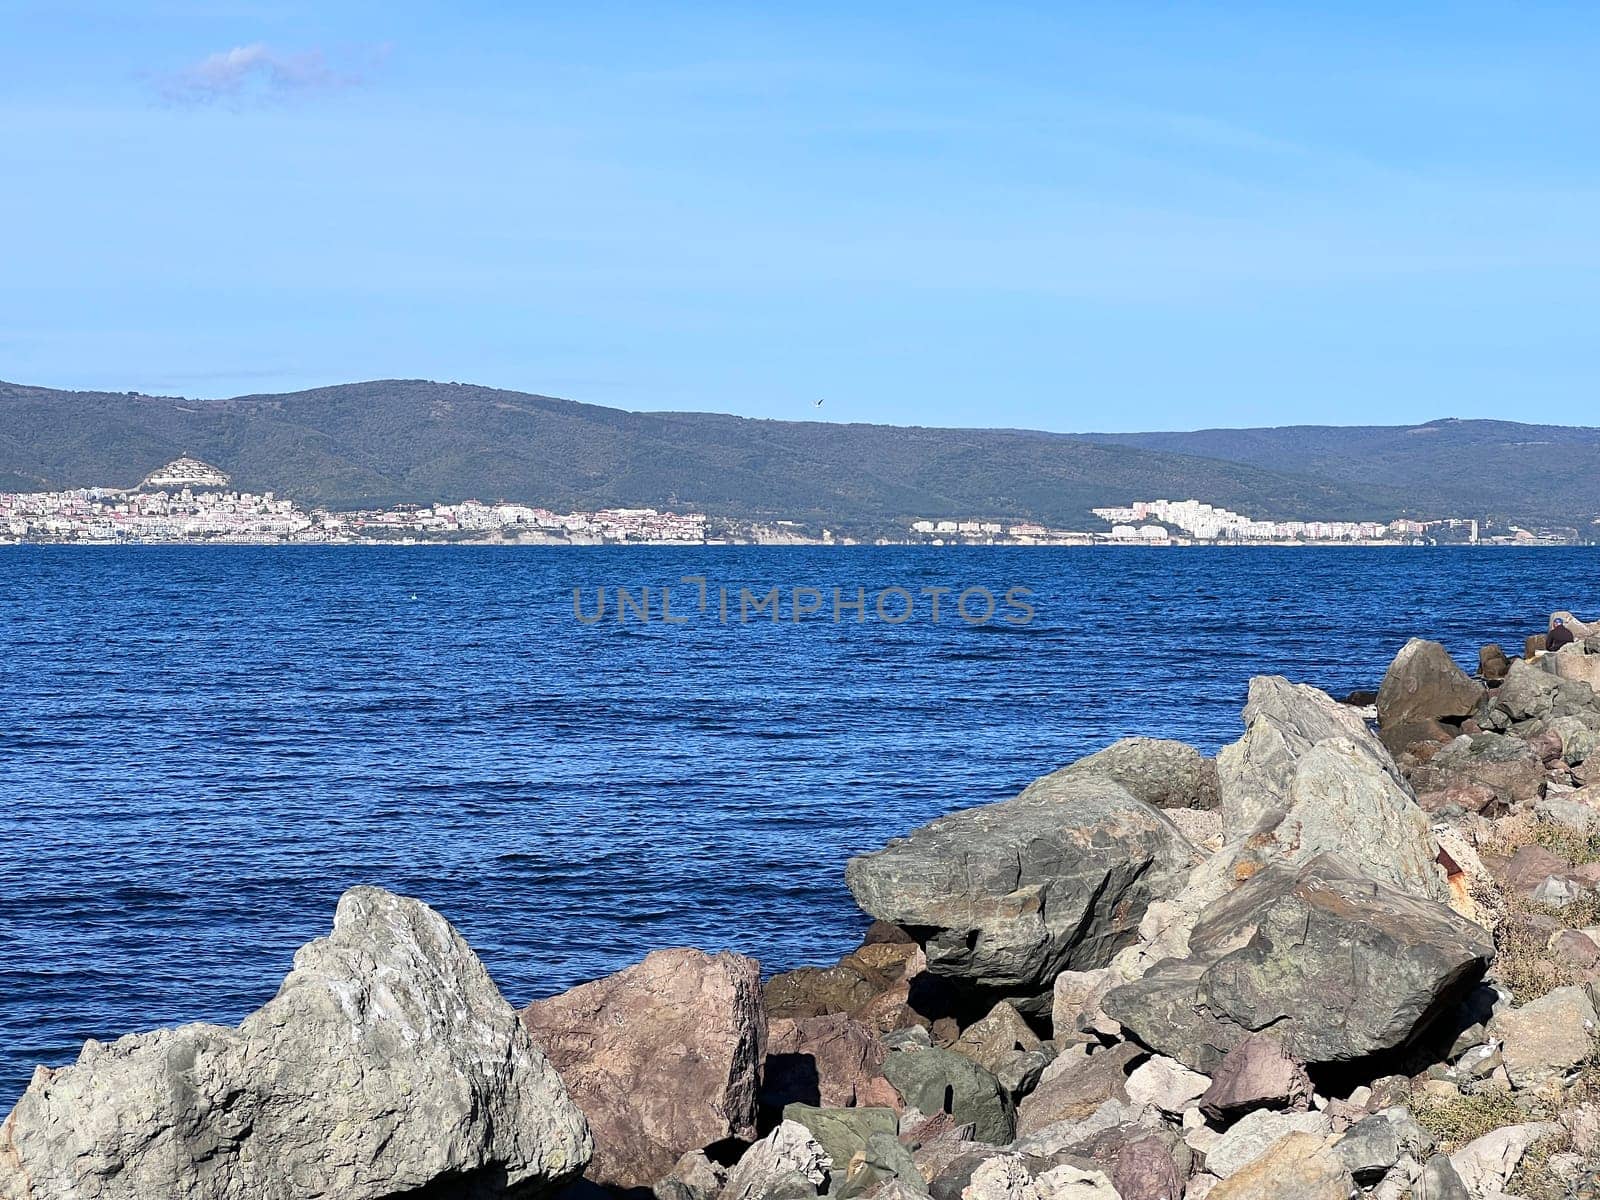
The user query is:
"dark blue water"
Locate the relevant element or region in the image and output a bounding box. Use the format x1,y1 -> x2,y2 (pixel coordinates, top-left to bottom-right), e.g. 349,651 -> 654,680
1,545 -> 1591,1103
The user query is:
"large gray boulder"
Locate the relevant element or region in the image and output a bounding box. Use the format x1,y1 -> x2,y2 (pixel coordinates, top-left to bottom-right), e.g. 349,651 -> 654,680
880,1046 -> 1015,1146
1060,737 -> 1221,809
1484,657 -> 1600,731
1216,676 -> 1399,842
520,948 -> 766,1190
1102,855 -> 1494,1073
845,774 -> 1197,1008
1377,640 -> 1483,730
0,888 -> 591,1200
1406,732 -> 1547,806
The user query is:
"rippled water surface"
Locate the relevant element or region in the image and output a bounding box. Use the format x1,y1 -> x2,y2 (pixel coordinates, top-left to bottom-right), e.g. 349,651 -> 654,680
1,545 -> 1593,1100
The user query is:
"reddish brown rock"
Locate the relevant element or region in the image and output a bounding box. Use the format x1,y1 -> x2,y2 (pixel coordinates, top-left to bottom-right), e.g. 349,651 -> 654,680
1015,1041 -> 1143,1135
763,1013 -> 898,1111
1480,645 -> 1512,684
1416,782 -> 1500,816
1198,1033 -> 1314,1120
1113,1131 -> 1191,1200
1379,718 -> 1454,761
1549,930 -> 1600,970
1494,844 -> 1574,897
1529,728 -> 1566,767
1527,634 -> 1548,657
520,948 -> 765,1190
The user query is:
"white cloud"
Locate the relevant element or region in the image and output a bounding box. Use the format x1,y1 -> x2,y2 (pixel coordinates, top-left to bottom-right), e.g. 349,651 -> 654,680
158,43 -> 384,105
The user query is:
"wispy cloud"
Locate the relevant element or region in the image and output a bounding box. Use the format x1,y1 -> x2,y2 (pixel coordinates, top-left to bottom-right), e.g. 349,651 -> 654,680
156,43 -> 386,106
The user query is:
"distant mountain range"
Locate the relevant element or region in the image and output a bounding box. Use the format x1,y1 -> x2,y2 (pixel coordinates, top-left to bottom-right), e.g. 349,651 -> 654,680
2,378 -> 1595,533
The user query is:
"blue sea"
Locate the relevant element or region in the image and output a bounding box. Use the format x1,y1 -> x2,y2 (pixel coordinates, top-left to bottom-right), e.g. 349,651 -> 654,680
0,545 -> 1590,1102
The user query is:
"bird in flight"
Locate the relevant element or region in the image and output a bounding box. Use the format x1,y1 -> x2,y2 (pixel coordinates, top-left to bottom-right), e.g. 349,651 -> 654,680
814,398 -> 825,408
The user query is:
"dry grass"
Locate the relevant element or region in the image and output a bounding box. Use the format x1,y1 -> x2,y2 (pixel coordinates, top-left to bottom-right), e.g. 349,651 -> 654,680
1478,813 -> 1600,999
1409,1088 -> 1526,1151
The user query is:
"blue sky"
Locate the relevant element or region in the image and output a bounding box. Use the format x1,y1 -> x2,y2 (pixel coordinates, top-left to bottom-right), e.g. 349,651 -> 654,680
3,2 -> 1596,430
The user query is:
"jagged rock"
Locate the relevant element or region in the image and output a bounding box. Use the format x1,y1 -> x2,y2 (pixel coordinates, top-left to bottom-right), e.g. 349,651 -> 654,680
762,1014 -> 896,1110
1202,1111 -> 1332,1178
951,1002 -> 1043,1075
1103,855 -> 1494,1072
947,1155 -> 1119,1200
1449,1122 -> 1559,1196
1204,1132 -> 1350,1199
1051,969 -> 1119,1040
656,1150 -> 729,1200
718,1122 -> 829,1200
778,1105 -> 901,1194
1257,737 -> 1448,902
834,1133 -> 922,1199
0,887 -> 591,1200
1015,1042 -> 1143,1137
993,1047 -> 1054,1101
1480,645 -> 1512,684
880,1045 -> 1015,1146
1126,1056 -> 1211,1114
1378,639 -> 1484,730
1549,717 -> 1600,766
1112,1130 -> 1191,1200
1547,644 -> 1600,693
1215,675 -> 1396,841
1380,717 -> 1454,760
845,773 -> 1196,1009
1196,1034 -> 1312,1119
1184,1173 -> 1221,1199
1010,1097 -> 1152,1157
1406,732 -> 1548,806
1164,808 -> 1224,852
1486,658 -> 1600,731
1062,737 -> 1221,810
1413,1153 -> 1470,1200
1333,1108 -> 1432,1184
1491,986 -> 1600,1084
521,947 -> 764,1189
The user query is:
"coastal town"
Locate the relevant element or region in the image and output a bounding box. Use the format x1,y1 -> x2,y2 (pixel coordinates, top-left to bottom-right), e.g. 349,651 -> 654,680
0,456 -> 1580,546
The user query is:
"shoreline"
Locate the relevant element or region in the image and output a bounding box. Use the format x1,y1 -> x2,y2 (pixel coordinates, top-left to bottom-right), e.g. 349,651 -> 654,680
7,611 -> 1600,1197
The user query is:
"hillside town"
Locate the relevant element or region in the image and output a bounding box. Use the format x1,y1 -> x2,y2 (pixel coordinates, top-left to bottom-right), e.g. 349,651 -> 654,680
0,457 -> 1577,546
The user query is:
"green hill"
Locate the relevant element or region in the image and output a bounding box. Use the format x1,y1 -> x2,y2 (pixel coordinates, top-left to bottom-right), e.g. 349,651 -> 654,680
0,379 -> 1584,532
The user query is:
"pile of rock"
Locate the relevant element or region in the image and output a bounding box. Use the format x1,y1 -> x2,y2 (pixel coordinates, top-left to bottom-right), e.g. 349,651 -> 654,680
7,611 -> 1600,1199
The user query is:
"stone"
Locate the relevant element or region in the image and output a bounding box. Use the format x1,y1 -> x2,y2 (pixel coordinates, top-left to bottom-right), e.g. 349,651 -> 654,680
1257,736 -> 1448,902
1165,808 -> 1225,852
1126,1056 -> 1211,1114
833,1132 -> 921,1199
656,1150 -> 729,1200
951,1155 -> 1119,1200
1378,639 -> 1484,730
1102,855 -> 1495,1072
1548,644 -> 1600,694
1416,781 -> 1500,816
1491,985 -> 1600,1084
1490,657 -> 1600,729
1184,1174 -> 1221,1199
1414,1153 -> 1470,1200
1015,1041 -> 1143,1137
1196,1034 -> 1312,1120
845,773 -> 1196,1009
1380,717 -> 1455,760
1550,928 -> 1600,968
1010,1097 -> 1151,1158
1215,675 -> 1396,841
778,1105 -> 898,1192
880,1045 -> 1015,1146
993,1047 -> 1054,1101
762,1014 -> 896,1111
0,887 -> 591,1200
951,1002 -> 1043,1075
1448,1122 -> 1559,1197
1051,969 -> 1118,1040
718,1122 -> 829,1200
1480,645 -> 1512,684
1493,842 -> 1574,897
1333,1108 -> 1432,1184
1407,733 -> 1548,806
765,964 -> 882,1019
521,947 -> 764,1189
1202,1111 -> 1332,1179
1063,737 -> 1222,810
1113,1131 -> 1191,1200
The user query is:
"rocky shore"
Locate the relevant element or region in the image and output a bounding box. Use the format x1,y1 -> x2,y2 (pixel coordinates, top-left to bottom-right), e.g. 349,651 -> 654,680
8,612 -> 1600,1199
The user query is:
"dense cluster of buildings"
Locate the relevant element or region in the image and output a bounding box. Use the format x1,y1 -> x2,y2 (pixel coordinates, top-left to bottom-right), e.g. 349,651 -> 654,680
0,458 -> 723,545
0,459 -> 1572,547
